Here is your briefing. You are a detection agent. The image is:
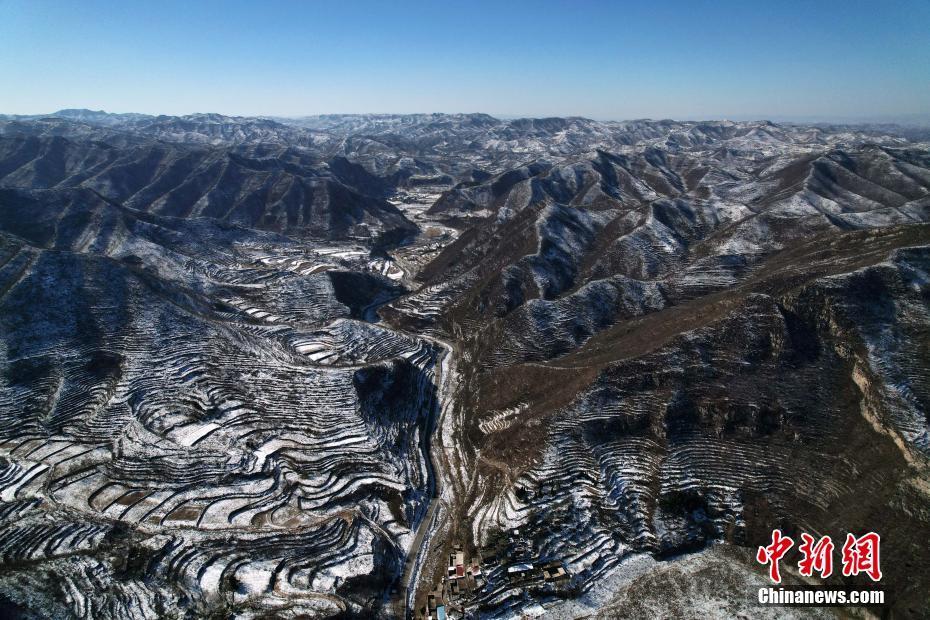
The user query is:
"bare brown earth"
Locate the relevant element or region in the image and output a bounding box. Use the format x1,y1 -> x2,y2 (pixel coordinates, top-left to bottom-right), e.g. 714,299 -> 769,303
399,223 -> 930,617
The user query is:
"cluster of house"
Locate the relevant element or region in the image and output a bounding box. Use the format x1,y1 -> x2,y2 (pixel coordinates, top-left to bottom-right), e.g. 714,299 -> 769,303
416,531 -> 573,619
446,544 -> 485,594
492,529 -> 571,587
506,559 -> 569,586
417,544 -> 483,619
420,590 -> 448,620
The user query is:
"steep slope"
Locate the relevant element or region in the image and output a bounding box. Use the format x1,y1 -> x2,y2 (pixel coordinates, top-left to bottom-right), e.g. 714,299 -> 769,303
408,146 -> 930,364
0,134 -> 414,240
0,185 -> 441,617
383,140 -> 930,618
412,223 -> 930,618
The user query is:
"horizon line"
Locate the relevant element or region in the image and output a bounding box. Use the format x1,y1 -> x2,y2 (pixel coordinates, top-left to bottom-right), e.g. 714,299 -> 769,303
3,108 -> 930,128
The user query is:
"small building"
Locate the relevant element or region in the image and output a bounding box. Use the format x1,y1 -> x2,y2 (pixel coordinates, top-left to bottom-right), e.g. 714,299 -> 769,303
436,604 -> 448,620
541,560 -> 570,584
507,562 -> 535,583
468,562 -> 485,588
448,545 -> 466,579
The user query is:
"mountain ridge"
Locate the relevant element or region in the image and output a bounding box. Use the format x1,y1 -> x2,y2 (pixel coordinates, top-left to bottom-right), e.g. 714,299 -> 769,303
0,110 -> 927,619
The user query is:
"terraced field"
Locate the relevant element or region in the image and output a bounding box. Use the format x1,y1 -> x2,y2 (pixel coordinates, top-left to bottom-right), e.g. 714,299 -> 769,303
0,184 -> 455,617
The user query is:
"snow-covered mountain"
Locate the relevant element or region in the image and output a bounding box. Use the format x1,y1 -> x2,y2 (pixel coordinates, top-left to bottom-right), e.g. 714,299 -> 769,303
0,111 -> 928,618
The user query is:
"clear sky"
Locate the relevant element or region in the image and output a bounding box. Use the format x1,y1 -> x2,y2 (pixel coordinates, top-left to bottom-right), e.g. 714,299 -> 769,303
1,0 -> 928,121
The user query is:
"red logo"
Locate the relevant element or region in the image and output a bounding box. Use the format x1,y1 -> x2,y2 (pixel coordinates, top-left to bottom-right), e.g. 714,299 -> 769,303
757,530 -> 881,583
756,529 -> 794,584
841,532 -> 882,582
798,533 -> 834,579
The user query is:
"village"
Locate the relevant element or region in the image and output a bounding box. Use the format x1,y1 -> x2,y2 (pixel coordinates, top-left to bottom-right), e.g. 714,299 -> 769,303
416,528 -> 573,620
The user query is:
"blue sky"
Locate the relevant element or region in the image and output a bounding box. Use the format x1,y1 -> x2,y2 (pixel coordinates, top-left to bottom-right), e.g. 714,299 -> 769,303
1,0 -> 928,121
